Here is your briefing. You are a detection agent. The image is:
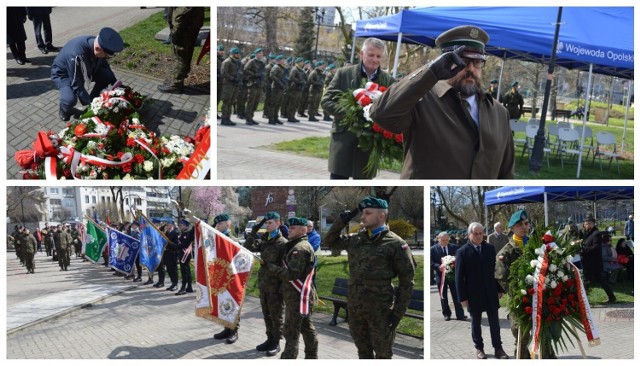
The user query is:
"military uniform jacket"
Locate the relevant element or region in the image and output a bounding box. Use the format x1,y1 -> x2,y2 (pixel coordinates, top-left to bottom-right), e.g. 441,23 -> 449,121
270,64 -> 286,90
20,233 -> 37,254
243,58 -> 265,88
308,69 -> 324,92
268,235 -> 317,305
178,228 -> 195,261
288,66 -> 306,91
502,91 -> 524,118
51,36 -> 113,105
324,220 -> 415,318
494,237 -> 524,293
55,230 -> 73,250
368,65 -> 515,179
321,63 -> 395,178
324,72 -> 334,89
244,231 -> 288,293
221,56 -> 242,85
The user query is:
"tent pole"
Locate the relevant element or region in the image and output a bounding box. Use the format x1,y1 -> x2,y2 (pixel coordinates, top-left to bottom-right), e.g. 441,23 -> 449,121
350,28 -> 357,64
392,32 -> 402,78
621,80 -> 632,152
544,192 -> 549,227
576,63 -> 594,178
497,51 -> 506,101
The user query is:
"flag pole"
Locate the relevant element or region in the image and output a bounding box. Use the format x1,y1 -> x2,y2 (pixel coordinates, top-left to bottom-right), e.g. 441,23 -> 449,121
191,214 -> 263,263
138,210 -> 172,243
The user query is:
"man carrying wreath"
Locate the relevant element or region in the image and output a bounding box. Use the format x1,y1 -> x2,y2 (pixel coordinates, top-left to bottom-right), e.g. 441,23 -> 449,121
430,232 -> 466,321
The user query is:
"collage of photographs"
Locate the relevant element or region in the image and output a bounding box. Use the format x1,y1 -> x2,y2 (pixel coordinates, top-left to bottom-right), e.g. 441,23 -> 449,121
2,2 -> 636,363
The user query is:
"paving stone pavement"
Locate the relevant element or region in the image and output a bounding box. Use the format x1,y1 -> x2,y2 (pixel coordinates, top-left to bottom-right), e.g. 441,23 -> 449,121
429,284 -> 634,359
6,7 -> 210,179
216,113 -> 401,180
5,252 -> 423,359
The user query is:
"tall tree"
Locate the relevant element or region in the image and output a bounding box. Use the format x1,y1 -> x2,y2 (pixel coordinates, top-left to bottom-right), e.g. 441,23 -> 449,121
189,187 -> 225,223
294,8 -> 315,60
7,187 -> 47,224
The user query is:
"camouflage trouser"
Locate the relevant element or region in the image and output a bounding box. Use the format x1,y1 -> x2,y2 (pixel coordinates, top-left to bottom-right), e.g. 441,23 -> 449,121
15,245 -> 23,263
298,89 -> 309,114
58,248 -> 70,268
235,85 -> 248,116
23,252 -> 35,272
259,291 -> 284,341
510,314 -> 556,359
170,17 -> 203,82
308,89 -> 322,116
279,90 -> 290,117
221,83 -> 239,119
245,85 -> 263,119
271,88 -> 285,120
347,285 -> 395,359
286,89 -> 301,119
45,241 -> 52,256
281,296 -> 318,359
217,81 -> 223,105
262,86 -> 273,118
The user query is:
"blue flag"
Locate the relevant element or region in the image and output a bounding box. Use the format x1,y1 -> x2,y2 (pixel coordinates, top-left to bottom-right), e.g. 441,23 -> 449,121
108,227 -> 140,275
139,215 -> 167,273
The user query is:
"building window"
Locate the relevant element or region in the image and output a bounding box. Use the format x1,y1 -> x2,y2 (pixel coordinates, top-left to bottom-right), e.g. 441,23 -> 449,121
85,196 -> 90,204
63,188 -> 73,195
92,196 -> 97,204
64,199 -> 74,207
50,199 -> 62,205
49,188 -> 59,194
102,197 -> 106,203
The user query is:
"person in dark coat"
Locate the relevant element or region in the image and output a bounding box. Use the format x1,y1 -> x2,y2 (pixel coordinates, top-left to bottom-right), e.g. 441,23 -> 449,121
26,7 -> 58,54
430,232 -> 466,321
175,220 -> 194,295
50,27 -> 123,121
455,222 -> 508,359
580,214 -> 616,302
7,7 -> 29,65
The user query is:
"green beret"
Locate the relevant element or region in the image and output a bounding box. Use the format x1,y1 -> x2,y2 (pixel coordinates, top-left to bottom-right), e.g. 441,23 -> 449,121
314,60 -> 325,67
491,79 -> 498,84
250,53 -> 255,59
286,56 -> 292,62
295,57 -> 304,63
304,60 -> 311,65
214,214 -> 230,226
358,196 -> 389,210
253,47 -> 263,54
264,212 -> 280,220
268,52 -> 276,59
217,45 -> 224,51
288,217 -> 308,227
511,81 -> 519,87
327,63 -> 336,70
508,210 -> 528,228
275,55 -> 285,61
230,48 -> 240,54
435,25 -> 489,60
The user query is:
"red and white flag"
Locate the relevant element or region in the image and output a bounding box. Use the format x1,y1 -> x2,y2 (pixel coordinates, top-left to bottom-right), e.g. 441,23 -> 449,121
194,220 -> 255,329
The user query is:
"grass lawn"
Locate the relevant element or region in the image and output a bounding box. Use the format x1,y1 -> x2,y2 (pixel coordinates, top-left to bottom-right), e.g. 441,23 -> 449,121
109,9 -> 210,86
244,255 -> 425,338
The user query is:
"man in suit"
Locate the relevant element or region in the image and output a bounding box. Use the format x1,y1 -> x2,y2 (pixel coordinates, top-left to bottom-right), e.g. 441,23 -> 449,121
456,222 -> 508,359
487,222 -> 509,254
321,37 -> 395,179
430,232 -> 466,321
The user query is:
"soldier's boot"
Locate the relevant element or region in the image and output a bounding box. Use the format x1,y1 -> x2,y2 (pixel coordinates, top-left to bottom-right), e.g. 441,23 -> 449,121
256,338 -> 272,351
64,265 -> 68,271
308,116 -> 319,122
157,80 -> 184,94
268,119 -> 279,125
287,117 -> 300,123
214,327 -> 232,340
246,118 -> 259,126
220,118 -> 236,126
316,112 -> 322,116
298,112 -> 308,118
266,339 -> 281,357
225,329 -> 238,344
274,118 -> 284,125
323,115 -> 333,122
185,284 -> 193,293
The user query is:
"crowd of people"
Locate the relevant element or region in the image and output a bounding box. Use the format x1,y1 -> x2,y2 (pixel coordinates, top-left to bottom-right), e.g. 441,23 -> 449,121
431,211 -> 634,359
9,195 -> 417,359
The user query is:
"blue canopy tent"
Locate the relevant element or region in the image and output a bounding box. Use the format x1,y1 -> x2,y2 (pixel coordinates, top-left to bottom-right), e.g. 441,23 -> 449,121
485,186 -> 634,226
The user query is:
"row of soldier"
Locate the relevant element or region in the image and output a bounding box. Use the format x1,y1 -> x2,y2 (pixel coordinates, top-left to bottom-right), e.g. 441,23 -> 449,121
217,45 -> 338,126
9,223 -> 82,273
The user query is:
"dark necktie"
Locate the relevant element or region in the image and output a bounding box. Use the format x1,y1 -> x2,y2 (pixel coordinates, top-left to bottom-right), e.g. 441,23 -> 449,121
475,245 -> 481,254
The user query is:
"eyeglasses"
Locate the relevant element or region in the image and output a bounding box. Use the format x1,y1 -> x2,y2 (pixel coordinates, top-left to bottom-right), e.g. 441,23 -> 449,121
462,57 -> 486,68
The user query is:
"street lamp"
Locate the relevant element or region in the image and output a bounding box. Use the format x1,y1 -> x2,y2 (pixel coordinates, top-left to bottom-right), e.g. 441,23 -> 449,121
313,7 -> 325,60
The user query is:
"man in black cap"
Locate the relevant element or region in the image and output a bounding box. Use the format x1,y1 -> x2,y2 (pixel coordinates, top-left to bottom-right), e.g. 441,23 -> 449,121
502,81 -> 524,120
580,214 -> 616,303
158,7 -> 205,93
51,27 -> 124,121
324,196 -> 415,358
368,25 -> 514,179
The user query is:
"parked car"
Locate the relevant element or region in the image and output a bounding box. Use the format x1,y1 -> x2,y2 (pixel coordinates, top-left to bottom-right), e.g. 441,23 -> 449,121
244,217 -> 267,239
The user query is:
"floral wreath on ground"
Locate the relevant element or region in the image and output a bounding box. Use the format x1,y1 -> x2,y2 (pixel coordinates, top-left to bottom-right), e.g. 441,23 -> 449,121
507,228 -> 601,358
337,82 -> 403,176
15,82 -> 209,180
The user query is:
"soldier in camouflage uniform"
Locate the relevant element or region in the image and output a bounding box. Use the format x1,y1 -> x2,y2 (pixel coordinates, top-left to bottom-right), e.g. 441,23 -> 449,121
324,196 -> 416,359
495,210 -> 555,359
262,53 -> 276,119
285,57 -> 306,123
157,7 -> 205,93
243,212 -> 288,357
322,63 -> 337,121
267,217 -> 318,359
20,228 -> 38,274
11,226 -> 24,265
71,224 -> 82,258
307,61 -> 326,121
212,213 -> 242,344
220,48 -> 242,126
216,45 -> 225,118
235,53 -> 252,120
297,60 -> 312,117
243,48 -> 266,126
279,57 -> 293,119
268,55 -> 288,125
55,224 -> 73,271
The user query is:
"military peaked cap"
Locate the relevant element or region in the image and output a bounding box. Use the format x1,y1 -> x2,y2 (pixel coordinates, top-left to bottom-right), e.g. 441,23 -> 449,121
358,196 -> 389,210
435,25 -> 489,60
97,27 -> 124,55
508,210 -> 529,228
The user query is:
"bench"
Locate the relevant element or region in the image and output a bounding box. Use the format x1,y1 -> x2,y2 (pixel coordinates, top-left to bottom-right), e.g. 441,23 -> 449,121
320,277 -> 424,325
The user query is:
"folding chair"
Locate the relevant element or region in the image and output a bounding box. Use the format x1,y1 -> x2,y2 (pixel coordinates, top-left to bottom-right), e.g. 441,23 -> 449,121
593,131 -> 621,174
578,126 -> 595,160
558,128 -> 581,169
523,125 -> 550,168
528,118 -> 540,128
509,120 -> 527,150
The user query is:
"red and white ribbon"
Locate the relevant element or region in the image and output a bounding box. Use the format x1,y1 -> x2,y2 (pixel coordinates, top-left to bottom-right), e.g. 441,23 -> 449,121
133,138 -> 162,179
568,261 -> 601,345
284,260 -> 315,317
529,245 -> 550,358
439,259 -> 447,300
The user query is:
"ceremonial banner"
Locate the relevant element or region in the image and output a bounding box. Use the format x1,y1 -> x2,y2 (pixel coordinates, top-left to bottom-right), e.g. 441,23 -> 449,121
84,220 -> 107,263
194,220 -> 254,329
107,227 -> 140,275
139,214 -> 168,273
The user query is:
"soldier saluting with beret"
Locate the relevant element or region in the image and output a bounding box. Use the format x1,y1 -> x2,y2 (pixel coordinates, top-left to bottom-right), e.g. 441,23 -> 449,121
324,196 -> 415,359
51,27 -> 124,121
368,25 -> 514,179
